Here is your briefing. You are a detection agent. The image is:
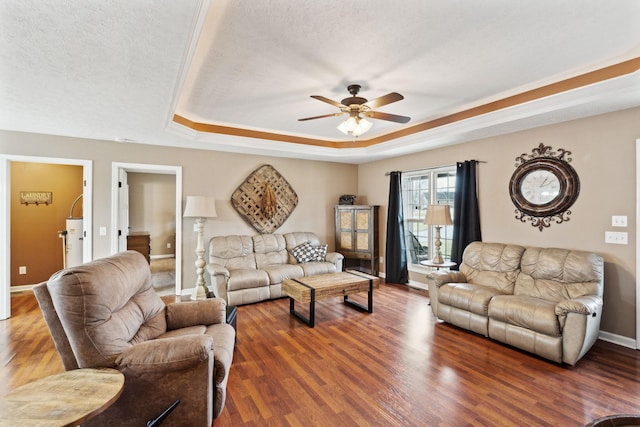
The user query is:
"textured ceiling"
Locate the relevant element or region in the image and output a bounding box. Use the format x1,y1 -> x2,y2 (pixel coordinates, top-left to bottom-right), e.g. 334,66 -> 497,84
1,0 -> 640,163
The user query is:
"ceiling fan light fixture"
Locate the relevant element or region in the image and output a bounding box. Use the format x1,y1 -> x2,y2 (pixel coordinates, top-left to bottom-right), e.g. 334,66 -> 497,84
337,115 -> 372,137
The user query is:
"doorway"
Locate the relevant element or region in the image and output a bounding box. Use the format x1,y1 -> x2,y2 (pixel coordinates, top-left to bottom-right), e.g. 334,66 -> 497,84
0,155 -> 92,320
111,163 -> 182,296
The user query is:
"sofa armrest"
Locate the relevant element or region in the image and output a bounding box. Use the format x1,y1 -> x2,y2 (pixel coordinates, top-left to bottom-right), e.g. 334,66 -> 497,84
325,252 -> 343,263
555,295 -> 602,316
166,298 -> 227,330
206,263 -> 230,279
116,335 -> 213,375
426,270 -> 467,287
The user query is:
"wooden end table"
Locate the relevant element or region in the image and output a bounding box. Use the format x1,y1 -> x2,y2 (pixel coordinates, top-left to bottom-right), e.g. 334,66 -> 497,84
281,270 -> 380,327
0,368 -> 124,427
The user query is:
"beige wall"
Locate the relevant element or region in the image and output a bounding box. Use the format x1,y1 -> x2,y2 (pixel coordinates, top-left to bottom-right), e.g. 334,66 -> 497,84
358,106 -> 640,339
1,131 -> 358,291
128,172 -> 176,256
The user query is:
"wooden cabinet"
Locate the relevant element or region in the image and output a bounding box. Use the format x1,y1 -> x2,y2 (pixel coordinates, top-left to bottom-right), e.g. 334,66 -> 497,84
335,205 -> 379,275
127,232 -> 150,264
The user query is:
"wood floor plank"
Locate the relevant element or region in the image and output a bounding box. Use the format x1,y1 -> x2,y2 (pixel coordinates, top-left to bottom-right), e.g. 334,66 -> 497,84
3,284 -> 640,426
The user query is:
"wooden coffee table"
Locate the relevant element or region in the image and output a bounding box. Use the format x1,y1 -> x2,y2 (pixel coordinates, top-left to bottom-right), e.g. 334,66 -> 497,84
0,368 -> 124,426
281,270 -> 380,327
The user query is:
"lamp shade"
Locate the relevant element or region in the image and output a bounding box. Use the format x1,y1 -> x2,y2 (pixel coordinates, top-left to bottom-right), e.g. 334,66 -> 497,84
424,204 -> 453,226
183,196 -> 217,218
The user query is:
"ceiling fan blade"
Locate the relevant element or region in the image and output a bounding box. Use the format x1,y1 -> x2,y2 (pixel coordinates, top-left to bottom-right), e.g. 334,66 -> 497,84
363,92 -> 404,109
310,95 -> 345,109
298,112 -> 342,121
367,111 -> 411,124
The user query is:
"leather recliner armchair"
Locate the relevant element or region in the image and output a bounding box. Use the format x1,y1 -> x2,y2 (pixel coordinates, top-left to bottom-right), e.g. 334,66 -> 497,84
34,250 -> 235,426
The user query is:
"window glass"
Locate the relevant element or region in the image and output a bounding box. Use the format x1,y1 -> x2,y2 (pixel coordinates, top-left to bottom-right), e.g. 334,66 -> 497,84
401,167 -> 455,266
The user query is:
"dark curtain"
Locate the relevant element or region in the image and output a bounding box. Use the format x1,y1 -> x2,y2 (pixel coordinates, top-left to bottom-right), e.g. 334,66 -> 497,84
385,171 -> 408,283
450,160 -> 482,269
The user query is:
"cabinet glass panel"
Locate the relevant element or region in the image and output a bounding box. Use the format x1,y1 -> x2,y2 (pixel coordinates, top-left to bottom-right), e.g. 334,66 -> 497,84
356,231 -> 369,251
340,212 -> 353,230
340,231 -> 353,250
356,211 -> 369,230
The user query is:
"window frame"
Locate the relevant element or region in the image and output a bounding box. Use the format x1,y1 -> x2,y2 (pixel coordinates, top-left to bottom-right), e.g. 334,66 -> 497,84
401,166 -> 456,273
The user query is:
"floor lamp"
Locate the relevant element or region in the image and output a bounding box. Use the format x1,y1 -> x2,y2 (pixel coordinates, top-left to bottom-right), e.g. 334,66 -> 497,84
183,196 -> 217,300
424,204 -> 453,265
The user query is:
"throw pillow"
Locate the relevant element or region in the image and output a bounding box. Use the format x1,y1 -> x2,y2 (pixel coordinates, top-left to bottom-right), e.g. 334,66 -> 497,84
291,241 -> 315,263
313,244 -> 328,261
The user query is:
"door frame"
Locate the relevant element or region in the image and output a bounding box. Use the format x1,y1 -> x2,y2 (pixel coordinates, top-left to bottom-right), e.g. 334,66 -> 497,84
636,138 -> 640,349
0,155 -> 93,320
111,162 -> 182,296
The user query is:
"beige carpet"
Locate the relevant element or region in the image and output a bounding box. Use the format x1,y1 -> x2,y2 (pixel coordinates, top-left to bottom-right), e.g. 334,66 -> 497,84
150,257 -> 175,296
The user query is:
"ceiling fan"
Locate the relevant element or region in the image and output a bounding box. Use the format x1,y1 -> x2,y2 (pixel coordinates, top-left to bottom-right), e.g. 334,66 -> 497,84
298,84 -> 410,137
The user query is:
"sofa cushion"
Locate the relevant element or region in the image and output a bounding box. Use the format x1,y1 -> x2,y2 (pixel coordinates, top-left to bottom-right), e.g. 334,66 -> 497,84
437,282 -> 505,316
253,234 -> 290,268
299,261 -> 337,276
313,244 -> 328,261
209,235 -> 257,270
489,295 -> 560,336
514,247 -> 604,302
460,242 -> 525,294
262,264 -> 304,285
291,241 -> 316,263
227,269 -> 270,291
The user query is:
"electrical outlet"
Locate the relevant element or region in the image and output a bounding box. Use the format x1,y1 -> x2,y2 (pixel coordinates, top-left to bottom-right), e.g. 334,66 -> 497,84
166,243 -> 172,249
99,226 -> 107,236
379,256 -> 384,264
19,266 -> 27,274
605,231 -> 628,245
612,215 -> 627,227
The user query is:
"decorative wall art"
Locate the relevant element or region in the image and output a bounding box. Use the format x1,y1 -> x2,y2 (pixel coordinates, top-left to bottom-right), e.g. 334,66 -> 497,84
20,191 -> 53,205
509,143 -> 580,231
231,165 -> 298,233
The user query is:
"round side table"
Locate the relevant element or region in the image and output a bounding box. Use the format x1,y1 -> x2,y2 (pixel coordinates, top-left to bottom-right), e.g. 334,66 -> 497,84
420,260 -> 456,270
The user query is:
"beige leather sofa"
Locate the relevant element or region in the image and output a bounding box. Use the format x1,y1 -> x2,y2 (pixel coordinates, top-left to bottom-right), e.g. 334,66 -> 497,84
34,251 -> 235,426
427,242 -> 604,365
207,232 -> 343,306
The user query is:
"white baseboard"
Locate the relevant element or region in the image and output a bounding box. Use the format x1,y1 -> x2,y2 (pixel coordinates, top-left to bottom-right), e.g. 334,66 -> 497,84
598,330 -> 637,349
10,284 -> 34,293
150,254 -> 175,260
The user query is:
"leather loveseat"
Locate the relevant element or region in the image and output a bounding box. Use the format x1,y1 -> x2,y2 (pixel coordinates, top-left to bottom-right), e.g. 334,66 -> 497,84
427,242 -> 604,365
207,232 -> 343,306
34,250 -> 235,426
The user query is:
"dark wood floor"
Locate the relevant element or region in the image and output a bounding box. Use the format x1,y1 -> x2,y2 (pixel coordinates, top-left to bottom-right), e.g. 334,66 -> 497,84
2,284 -> 640,426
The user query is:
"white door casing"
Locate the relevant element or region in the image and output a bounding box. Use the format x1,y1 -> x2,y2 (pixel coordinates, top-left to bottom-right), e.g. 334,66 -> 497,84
0,155 -> 92,320
111,162 -> 182,296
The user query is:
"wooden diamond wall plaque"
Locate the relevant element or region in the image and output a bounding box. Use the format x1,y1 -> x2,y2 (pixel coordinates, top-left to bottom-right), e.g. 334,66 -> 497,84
231,165 -> 298,233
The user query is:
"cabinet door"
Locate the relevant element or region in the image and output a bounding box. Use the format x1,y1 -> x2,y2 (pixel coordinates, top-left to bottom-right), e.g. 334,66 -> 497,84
339,210 -> 354,250
354,209 -> 371,252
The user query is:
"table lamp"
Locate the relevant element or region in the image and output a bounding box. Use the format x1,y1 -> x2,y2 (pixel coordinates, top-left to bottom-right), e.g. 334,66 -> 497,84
183,196 -> 217,300
424,204 -> 453,264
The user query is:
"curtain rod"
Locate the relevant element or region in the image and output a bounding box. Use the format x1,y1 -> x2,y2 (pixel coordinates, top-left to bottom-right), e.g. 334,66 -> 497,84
385,160 -> 487,176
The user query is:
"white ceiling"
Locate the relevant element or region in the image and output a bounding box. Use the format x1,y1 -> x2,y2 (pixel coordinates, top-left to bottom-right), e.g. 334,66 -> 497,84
1,0 -> 640,164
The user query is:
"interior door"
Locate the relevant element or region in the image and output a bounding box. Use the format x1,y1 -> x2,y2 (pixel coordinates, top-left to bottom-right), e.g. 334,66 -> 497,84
117,168 -> 129,252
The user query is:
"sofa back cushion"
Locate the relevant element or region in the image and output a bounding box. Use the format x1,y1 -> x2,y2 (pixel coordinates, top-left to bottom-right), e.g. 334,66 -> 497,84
46,251 -> 167,368
514,247 -> 603,302
209,235 -> 256,270
460,242 -> 525,293
284,232 -> 322,263
253,234 -> 289,268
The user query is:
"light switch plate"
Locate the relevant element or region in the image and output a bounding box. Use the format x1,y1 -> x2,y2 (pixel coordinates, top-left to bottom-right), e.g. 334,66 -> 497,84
605,231 -> 628,244
612,215 -> 627,227
99,226 -> 107,236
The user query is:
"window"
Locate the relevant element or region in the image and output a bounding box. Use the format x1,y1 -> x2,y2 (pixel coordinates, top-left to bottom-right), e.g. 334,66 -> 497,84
402,166 -> 456,267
